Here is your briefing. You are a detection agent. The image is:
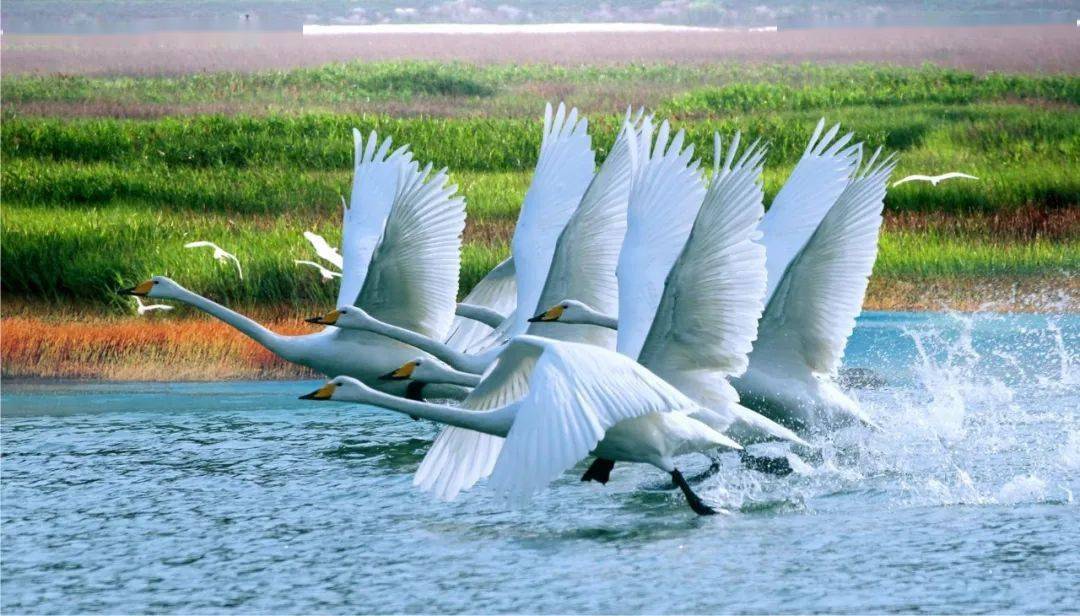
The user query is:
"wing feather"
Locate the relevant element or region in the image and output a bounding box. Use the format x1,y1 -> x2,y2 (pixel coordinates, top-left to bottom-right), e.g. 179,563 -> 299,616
752,149 -> 898,376
509,103 -> 595,334
487,337 -> 697,504
758,119 -> 861,303
355,162 -> 467,340
615,122 -> 705,360
639,134 -> 768,380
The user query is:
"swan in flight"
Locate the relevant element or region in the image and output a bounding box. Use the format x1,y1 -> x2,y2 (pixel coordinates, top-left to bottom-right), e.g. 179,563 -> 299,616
734,144 -> 897,429
294,260 -> 342,281
892,172 -> 977,187
131,296 -> 173,315
530,126 -> 805,454
183,241 -> 244,280
302,336 -> 741,515
121,131 -> 470,398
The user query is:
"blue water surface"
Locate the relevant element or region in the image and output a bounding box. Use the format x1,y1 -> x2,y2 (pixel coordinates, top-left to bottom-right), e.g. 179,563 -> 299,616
2,312 -> 1078,613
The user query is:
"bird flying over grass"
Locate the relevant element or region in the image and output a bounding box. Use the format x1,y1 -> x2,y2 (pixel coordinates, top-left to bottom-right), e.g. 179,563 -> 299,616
132,296 -> 173,315
892,172 -> 978,187
183,241 -> 243,279
294,260 -> 342,281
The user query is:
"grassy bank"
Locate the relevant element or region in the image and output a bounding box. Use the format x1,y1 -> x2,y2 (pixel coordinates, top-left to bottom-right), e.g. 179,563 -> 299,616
1,61 -> 1076,379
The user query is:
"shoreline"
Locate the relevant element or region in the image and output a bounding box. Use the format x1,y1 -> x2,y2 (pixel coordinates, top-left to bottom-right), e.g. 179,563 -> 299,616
3,277 -> 1074,382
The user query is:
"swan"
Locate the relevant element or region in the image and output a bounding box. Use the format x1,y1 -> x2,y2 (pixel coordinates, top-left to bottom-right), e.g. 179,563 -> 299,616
183,241 -> 244,280
120,131 -> 470,398
308,107 -> 648,371
893,172 -> 977,187
294,259 -> 341,281
530,126 -> 806,452
733,145 -> 897,429
301,335 -> 741,515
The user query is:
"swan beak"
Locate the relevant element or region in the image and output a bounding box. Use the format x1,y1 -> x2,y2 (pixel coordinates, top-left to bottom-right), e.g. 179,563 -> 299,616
379,361 -> 417,381
118,280 -> 154,296
306,309 -> 340,325
528,305 -> 564,322
299,382 -> 336,400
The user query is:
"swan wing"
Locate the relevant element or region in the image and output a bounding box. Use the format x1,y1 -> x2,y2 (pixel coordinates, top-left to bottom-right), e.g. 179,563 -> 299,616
183,240 -> 216,249
487,336 -> 698,503
444,257 -> 517,353
336,130 -> 413,309
413,336 -> 542,501
355,162 -> 466,341
758,119 -> 860,302
615,121 -> 705,360
509,102 -> 595,334
302,231 -> 344,269
529,112 -> 648,348
752,149 -> 897,377
638,134 -> 768,381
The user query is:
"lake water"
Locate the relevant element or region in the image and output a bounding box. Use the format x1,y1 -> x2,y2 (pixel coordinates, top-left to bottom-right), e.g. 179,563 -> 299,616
2,311 -> 1078,613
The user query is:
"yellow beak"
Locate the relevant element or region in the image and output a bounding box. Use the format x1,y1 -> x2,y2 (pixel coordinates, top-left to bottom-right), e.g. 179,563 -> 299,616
529,304 -> 564,322
380,361 -> 416,380
119,280 -> 154,296
306,309 -> 341,325
299,382 -> 337,400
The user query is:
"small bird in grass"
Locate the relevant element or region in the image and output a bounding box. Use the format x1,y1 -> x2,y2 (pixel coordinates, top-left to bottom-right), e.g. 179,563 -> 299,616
183,241 -> 243,280
892,172 -> 978,187
132,296 -> 173,316
294,259 -> 342,281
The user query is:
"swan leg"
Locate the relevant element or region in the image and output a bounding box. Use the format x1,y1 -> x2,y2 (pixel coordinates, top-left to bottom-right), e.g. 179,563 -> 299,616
581,458 -> 616,484
685,453 -> 723,483
404,381 -> 426,420
670,469 -> 717,516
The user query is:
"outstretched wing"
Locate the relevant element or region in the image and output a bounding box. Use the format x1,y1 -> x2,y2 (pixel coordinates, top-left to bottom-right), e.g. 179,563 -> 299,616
413,336 -> 542,501
356,162 -> 467,341
337,130 -> 413,309
443,257 -> 517,353
487,336 -> 698,504
529,112 -> 648,349
615,121 -> 705,360
639,134 -> 768,383
758,119 -> 860,303
752,149 -> 897,377
509,102 -> 595,334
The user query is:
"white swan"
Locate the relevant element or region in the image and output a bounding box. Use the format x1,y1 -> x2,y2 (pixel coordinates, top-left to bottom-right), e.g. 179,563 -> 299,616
131,296 -> 173,315
733,146 -> 897,429
530,127 -> 805,451
302,335 -> 741,515
121,131 -> 469,398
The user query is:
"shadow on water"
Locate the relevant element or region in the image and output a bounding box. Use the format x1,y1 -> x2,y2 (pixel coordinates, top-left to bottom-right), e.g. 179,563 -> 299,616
322,437 -> 432,469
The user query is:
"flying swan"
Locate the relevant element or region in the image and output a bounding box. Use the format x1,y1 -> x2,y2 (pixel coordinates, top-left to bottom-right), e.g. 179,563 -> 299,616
183,241 -> 244,280
302,336 -> 742,515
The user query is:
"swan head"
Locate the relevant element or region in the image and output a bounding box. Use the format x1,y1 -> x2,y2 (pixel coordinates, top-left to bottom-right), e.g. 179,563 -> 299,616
305,305 -> 373,329
529,299 -> 599,325
299,375 -> 369,403
118,275 -> 186,300
379,357 -> 479,387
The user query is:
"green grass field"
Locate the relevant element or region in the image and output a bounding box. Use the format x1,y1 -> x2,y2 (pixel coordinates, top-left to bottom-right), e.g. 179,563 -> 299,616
2,62 -> 1077,313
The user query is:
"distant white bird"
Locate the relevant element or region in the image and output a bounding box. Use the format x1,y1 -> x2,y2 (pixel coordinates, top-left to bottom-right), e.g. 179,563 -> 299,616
302,230 -> 344,270
183,241 -> 244,280
132,296 -> 173,316
892,172 -> 978,187
294,259 -> 342,281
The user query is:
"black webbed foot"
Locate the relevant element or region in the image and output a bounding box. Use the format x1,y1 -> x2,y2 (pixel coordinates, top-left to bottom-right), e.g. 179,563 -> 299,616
581,458 -> 616,484
671,468 -> 718,516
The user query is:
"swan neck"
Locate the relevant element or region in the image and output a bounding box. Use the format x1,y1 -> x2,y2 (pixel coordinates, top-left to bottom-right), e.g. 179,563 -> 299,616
361,390 -> 515,436
174,288 -> 286,351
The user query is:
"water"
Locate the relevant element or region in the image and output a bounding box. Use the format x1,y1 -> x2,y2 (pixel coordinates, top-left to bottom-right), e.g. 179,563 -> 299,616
3,311 -> 1078,613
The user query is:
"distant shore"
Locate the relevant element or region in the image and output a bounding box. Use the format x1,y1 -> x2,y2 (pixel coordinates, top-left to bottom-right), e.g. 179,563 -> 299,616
4,24 -> 1077,76
2,277 -> 1074,381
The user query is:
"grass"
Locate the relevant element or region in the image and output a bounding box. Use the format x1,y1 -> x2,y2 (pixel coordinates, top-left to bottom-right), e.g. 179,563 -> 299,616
1,61 -> 1076,316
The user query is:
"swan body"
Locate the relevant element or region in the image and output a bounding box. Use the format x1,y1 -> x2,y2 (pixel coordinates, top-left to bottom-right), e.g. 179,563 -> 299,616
303,336 -> 739,514
892,172 -> 977,187
184,241 -> 244,280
